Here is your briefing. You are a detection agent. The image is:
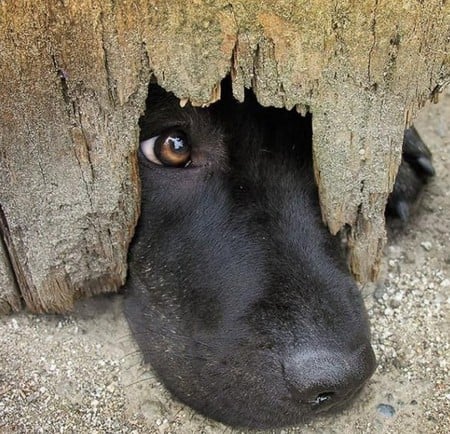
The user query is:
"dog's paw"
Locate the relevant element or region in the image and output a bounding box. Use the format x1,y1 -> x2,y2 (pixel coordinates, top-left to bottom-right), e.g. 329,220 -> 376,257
387,126 -> 435,221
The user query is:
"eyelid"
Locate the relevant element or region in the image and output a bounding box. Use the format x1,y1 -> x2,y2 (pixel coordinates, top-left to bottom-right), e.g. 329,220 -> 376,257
140,136 -> 163,165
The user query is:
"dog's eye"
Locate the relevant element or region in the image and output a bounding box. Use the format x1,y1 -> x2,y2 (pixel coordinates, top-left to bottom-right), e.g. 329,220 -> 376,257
141,130 -> 191,167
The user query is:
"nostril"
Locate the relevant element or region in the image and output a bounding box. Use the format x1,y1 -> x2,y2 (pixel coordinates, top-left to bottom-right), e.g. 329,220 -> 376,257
309,391 -> 335,408
282,344 -> 376,411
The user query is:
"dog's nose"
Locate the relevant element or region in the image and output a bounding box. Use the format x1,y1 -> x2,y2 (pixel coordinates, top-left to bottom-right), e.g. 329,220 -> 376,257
282,344 -> 376,411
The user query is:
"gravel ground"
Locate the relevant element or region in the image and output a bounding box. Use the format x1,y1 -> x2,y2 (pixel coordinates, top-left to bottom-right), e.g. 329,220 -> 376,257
0,90 -> 448,434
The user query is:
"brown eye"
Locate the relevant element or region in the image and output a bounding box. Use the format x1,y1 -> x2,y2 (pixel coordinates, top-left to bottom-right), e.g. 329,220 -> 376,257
140,130 -> 191,167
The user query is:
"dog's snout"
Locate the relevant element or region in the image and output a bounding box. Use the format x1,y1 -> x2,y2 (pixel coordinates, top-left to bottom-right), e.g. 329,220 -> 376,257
127,79 -> 379,429
282,344 -> 376,412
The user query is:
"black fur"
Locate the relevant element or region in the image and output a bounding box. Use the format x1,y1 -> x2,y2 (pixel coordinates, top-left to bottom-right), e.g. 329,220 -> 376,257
387,126 -> 435,221
124,80 -> 432,429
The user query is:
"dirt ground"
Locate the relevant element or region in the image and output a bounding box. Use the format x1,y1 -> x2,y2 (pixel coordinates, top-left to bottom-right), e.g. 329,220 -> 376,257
1,89 -> 449,434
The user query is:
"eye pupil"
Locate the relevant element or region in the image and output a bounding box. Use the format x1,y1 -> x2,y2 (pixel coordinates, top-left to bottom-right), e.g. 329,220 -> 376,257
155,130 -> 191,167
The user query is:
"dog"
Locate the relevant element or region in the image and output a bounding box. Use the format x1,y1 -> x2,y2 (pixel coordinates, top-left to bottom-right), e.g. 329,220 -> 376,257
124,78 -> 434,429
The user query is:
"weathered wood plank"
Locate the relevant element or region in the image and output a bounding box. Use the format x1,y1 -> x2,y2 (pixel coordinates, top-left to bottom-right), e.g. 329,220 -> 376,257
0,1 -> 145,312
0,0 -> 448,312
0,235 -> 21,314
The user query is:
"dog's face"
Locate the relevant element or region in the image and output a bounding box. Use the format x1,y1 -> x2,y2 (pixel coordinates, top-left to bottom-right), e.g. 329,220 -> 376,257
124,82 -> 376,429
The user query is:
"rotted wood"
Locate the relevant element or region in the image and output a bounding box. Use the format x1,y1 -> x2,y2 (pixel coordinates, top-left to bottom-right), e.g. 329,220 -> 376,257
0,1 -> 145,312
0,236 -> 20,314
0,0 -> 448,312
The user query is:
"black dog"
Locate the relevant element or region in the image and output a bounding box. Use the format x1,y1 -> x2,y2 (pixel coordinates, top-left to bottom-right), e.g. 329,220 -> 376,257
124,80 -> 433,429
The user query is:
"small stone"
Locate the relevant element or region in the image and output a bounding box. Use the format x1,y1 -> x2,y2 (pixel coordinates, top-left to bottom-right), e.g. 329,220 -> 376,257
388,245 -> 402,258
26,392 -> 40,403
374,283 -> 387,301
10,319 -> 19,330
420,241 -> 432,251
377,403 -> 396,417
390,293 -> 403,308
440,279 -> 450,288
384,307 -> 394,316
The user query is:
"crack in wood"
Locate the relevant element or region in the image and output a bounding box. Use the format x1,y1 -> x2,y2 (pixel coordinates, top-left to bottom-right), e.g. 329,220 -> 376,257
0,203 -> 33,307
368,0 -> 379,84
